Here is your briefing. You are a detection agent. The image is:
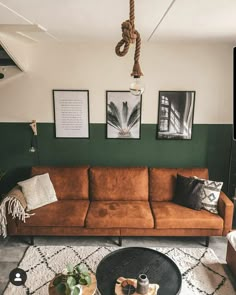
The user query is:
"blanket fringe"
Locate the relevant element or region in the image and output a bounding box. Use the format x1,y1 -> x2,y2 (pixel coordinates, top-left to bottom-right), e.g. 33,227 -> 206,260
0,196 -> 34,238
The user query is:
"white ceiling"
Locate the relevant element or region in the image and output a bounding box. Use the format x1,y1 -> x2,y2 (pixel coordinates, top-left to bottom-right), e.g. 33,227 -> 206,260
0,0 -> 236,43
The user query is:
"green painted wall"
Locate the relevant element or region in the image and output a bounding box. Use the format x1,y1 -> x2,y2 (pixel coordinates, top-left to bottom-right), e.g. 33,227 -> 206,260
0,123 -> 232,196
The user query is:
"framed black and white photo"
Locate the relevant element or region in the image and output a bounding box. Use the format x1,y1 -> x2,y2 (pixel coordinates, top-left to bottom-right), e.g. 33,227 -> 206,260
53,89 -> 90,138
157,91 -> 195,140
106,91 -> 142,139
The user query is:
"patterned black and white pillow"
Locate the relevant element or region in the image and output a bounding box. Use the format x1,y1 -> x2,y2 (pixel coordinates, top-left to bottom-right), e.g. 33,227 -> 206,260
194,177 -> 223,214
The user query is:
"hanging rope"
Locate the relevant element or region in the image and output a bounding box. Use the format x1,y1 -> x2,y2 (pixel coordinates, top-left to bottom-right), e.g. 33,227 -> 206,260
115,0 -> 143,78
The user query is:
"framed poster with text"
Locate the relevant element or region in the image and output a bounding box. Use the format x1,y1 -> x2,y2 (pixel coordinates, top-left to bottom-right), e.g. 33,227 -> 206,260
53,90 -> 90,138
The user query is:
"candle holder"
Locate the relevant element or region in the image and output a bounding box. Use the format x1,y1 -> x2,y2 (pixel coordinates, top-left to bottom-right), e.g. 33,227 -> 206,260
136,274 -> 149,294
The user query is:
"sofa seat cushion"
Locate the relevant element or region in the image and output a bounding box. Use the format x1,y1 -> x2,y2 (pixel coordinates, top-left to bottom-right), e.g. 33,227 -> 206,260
21,200 -> 89,227
151,202 -> 223,229
86,201 -> 154,228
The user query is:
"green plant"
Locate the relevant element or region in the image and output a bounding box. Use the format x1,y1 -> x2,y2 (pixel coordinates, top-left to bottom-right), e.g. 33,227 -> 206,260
0,170 -> 6,182
107,101 -> 141,137
0,169 -> 6,201
53,263 -> 91,295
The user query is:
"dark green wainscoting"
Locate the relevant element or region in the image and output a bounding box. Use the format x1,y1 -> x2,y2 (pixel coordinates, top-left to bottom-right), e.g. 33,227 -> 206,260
0,123 -> 232,196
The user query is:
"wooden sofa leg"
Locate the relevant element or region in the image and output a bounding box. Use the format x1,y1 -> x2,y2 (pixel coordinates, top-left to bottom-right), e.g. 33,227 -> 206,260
29,236 -> 34,246
205,236 -> 210,247
118,237 -> 122,247
20,236 -> 34,245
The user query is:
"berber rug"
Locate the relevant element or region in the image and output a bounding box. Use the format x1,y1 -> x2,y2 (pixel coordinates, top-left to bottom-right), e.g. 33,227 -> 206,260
3,246 -> 236,295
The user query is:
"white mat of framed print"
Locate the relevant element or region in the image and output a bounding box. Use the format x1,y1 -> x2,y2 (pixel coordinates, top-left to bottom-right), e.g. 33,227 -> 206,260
53,90 -> 90,138
106,91 -> 142,139
157,91 -> 195,140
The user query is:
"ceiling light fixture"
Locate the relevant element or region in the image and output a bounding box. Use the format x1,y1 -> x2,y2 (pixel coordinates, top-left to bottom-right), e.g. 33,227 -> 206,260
115,0 -> 144,96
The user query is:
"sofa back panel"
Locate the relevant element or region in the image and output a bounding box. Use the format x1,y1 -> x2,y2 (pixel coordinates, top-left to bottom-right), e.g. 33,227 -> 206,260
31,166 -> 89,200
150,168 -> 209,201
90,167 -> 149,201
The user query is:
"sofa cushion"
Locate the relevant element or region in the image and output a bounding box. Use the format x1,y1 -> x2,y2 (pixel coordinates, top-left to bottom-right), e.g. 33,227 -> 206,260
90,167 -> 148,201
194,176 -> 223,214
21,200 -> 89,227
150,168 -> 209,201
31,166 -> 89,200
173,174 -> 204,210
151,202 -> 223,229
18,173 -> 57,211
86,201 -> 154,228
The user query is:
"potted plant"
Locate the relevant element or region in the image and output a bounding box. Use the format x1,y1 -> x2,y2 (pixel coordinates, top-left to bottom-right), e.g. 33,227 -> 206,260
0,170 -> 5,181
52,263 -> 92,295
0,169 -> 6,201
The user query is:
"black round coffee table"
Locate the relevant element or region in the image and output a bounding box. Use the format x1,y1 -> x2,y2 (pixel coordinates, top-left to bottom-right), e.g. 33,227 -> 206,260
96,247 -> 182,295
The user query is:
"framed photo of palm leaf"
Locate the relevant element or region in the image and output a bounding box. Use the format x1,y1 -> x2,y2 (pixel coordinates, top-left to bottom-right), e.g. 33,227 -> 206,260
106,91 -> 142,139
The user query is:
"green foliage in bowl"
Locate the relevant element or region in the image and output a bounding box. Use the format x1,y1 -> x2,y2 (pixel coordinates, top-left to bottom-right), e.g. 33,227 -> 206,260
53,263 -> 92,295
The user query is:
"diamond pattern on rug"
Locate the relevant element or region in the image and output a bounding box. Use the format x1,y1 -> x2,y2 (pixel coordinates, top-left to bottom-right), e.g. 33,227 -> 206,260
3,246 -> 236,295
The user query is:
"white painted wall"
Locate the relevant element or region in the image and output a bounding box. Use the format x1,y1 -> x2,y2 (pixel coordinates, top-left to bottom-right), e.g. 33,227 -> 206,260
0,41 -> 233,123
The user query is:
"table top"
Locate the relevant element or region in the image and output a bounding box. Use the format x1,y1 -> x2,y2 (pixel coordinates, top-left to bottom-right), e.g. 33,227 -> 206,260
96,247 -> 182,295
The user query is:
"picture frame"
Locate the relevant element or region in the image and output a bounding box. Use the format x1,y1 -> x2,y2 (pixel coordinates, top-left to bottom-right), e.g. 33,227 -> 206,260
106,91 -> 142,139
53,89 -> 90,138
157,91 -> 195,140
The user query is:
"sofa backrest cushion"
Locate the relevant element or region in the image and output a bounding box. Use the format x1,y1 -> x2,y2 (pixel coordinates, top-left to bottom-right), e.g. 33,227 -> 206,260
90,167 -> 148,201
150,168 -> 209,202
31,166 -> 89,200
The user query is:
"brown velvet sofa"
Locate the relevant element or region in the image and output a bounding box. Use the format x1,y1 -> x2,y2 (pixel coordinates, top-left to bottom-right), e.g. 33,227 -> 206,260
6,166 -> 234,246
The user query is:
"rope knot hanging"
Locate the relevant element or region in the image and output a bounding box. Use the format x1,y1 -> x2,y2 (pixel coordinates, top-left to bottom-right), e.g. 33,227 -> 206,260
115,0 -> 143,78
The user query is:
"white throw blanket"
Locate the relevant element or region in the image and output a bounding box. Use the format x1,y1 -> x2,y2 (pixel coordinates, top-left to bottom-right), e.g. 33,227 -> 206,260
0,186 -> 33,238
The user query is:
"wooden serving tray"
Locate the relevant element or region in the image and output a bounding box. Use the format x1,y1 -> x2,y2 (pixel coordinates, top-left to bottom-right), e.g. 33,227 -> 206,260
115,277 -> 159,295
48,273 -> 96,295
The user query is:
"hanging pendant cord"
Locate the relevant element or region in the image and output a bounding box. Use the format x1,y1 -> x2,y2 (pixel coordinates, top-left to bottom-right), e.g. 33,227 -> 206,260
115,0 -> 143,78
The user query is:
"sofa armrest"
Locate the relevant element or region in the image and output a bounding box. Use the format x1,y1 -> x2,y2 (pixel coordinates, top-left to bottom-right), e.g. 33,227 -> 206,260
218,191 -> 234,235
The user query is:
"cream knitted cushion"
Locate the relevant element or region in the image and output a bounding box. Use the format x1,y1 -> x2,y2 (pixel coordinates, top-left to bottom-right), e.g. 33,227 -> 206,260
18,173 -> 57,211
